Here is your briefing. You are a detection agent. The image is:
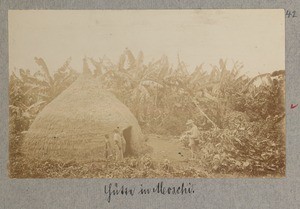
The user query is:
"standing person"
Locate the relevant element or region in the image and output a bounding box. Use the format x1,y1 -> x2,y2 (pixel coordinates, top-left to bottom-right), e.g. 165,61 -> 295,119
104,134 -> 110,159
104,134 -> 114,160
186,119 -> 200,160
121,134 -> 126,155
117,127 -> 127,155
113,128 -> 123,161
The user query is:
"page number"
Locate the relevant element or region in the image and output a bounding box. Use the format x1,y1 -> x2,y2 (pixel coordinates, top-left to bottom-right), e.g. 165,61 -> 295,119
286,10 -> 297,18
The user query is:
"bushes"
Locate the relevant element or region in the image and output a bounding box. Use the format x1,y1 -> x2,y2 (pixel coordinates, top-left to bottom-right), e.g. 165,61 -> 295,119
9,58 -> 79,133
198,114 -> 285,176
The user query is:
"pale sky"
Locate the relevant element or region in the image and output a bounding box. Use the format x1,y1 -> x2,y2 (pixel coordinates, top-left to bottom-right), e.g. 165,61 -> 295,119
9,10 -> 285,76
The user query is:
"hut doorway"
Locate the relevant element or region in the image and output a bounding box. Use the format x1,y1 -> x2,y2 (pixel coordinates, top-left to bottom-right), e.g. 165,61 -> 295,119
123,126 -> 133,156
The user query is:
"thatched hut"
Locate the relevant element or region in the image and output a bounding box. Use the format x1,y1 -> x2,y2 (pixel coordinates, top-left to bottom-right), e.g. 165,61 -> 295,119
22,74 -> 147,162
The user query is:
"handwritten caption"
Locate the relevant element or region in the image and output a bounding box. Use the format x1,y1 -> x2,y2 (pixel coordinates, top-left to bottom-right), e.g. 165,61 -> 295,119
104,182 -> 195,203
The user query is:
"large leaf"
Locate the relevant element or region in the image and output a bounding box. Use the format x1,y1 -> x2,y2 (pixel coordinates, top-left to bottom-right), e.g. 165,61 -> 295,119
34,57 -> 54,86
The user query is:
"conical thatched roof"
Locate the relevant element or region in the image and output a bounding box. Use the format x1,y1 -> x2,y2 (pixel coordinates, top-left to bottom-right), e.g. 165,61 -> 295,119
22,74 -> 147,162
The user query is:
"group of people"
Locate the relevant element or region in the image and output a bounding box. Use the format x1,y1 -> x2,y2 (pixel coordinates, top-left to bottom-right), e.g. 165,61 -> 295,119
105,120 -> 200,161
104,127 -> 126,161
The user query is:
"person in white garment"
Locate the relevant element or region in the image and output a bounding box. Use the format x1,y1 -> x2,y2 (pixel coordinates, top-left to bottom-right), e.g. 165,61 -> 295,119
113,128 -> 123,161
186,119 -> 200,160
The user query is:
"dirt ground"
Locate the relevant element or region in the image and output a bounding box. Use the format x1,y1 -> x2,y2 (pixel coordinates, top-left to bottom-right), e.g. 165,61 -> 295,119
146,134 -> 192,165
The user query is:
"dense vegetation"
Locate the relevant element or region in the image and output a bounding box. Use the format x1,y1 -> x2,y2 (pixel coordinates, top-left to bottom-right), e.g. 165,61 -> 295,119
9,49 -> 285,178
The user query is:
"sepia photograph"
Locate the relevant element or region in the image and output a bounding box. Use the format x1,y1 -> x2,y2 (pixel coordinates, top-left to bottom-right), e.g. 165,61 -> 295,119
8,10 -> 285,178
